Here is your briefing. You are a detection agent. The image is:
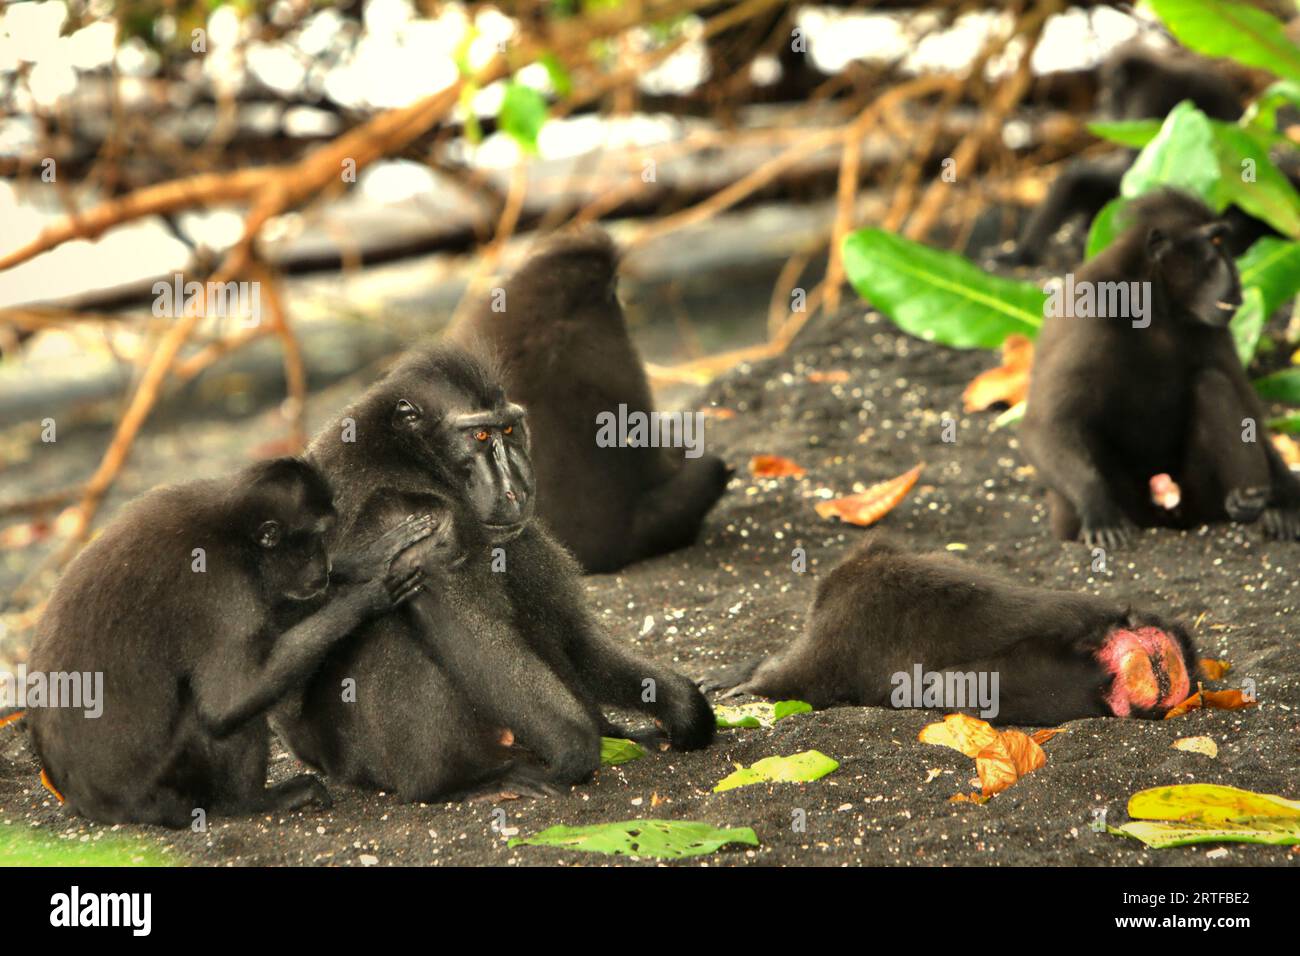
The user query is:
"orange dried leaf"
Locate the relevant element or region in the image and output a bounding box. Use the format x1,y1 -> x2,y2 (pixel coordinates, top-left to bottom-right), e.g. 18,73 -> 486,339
815,463 -> 923,528
807,370 -> 850,384
949,792 -> 990,805
1164,688 -> 1257,719
975,729 -> 1046,797
0,710 -> 25,729
40,768 -> 64,804
1198,658 -> 1231,681
1029,727 -> 1064,746
918,713 -> 999,758
962,335 -> 1033,413
750,454 -> 806,479
698,407 -> 736,420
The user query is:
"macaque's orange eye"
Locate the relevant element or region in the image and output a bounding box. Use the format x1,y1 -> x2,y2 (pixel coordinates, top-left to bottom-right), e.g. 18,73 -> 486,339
503,426 -> 513,435
475,430 -> 490,442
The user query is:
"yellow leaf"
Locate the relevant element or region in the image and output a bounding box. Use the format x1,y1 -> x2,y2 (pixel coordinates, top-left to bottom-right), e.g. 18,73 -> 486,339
1172,736 -> 1218,758
918,713 -> 999,758
1127,784 -> 1300,825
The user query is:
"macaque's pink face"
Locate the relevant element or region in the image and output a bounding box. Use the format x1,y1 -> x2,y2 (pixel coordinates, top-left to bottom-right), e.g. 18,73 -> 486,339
1096,626 -> 1191,717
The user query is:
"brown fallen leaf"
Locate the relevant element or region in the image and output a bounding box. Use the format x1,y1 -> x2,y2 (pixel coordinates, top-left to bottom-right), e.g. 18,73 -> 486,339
918,713 -> 1000,758
698,407 -> 736,420
1198,658 -> 1231,681
0,710 -> 25,729
40,768 -> 64,804
975,730 -> 1046,797
949,792 -> 990,805
815,463 -> 923,527
963,334 -> 1033,413
1149,473 -> 1181,510
1164,687 -> 1258,719
1029,727 -> 1064,746
1273,433 -> 1300,468
750,454 -> 806,479
807,370 -> 850,384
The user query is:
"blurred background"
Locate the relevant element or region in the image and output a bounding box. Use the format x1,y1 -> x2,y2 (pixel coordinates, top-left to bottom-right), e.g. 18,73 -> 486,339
1,0 -> 1298,656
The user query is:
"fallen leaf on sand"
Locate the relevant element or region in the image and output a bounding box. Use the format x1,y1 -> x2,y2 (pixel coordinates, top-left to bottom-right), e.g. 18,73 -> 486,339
1172,736 -> 1219,758
1198,658 -> 1231,681
1164,687 -> 1257,719
949,792 -> 989,805
975,730 -> 1046,797
815,464 -> 923,527
0,710 -> 25,729
1029,727 -> 1064,746
807,370 -> 850,384
40,769 -> 64,803
963,334 -> 1033,412
918,713 -> 999,758
750,454 -> 806,479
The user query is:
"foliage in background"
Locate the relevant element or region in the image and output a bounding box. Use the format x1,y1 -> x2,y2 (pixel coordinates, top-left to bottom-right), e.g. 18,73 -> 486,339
843,0 -> 1300,428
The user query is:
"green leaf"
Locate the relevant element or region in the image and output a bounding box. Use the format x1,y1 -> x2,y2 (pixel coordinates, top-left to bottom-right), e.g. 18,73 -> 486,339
1085,196 -> 1127,259
1120,101 -> 1222,205
498,81 -> 548,153
1241,80 -> 1300,133
0,824 -> 173,866
1230,286 -> 1267,367
1087,119 -> 1160,149
1109,819 -> 1300,848
842,228 -> 1046,349
1148,0 -> 1300,84
1269,412 -> 1300,433
1237,237 -> 1300,318
714,700 -> 813,729
508,819 -> 759,858
1210,122 -> 1300,237
600,736 -> 646,766
1254,368 -> 1300,403
539,52 -> 572,97
713,750 -> 839,793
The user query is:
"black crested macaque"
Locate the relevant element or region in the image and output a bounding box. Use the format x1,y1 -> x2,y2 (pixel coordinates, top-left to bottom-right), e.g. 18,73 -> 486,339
999,43 -> 1247,266
1021,190 -> 1300,547
705,535 -> 1197,726
272,345 -> 716,802
28,459 -> 435,827
446,229 -> 732,573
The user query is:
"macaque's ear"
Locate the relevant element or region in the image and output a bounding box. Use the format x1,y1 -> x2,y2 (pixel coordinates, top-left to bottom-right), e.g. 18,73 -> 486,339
1146,227 -> 1171,260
